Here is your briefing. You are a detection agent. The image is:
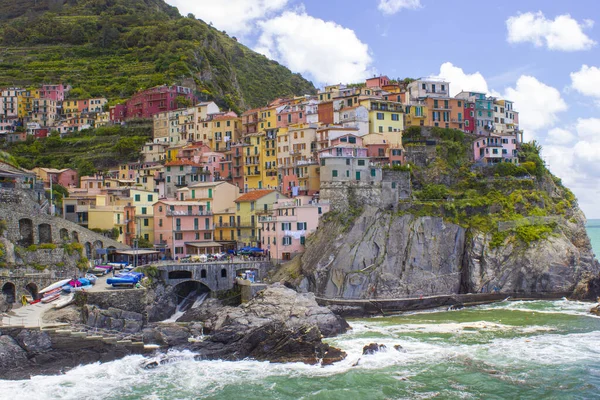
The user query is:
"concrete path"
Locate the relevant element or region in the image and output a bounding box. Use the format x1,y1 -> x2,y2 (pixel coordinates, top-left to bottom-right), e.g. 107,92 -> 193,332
1,300 -> 56,328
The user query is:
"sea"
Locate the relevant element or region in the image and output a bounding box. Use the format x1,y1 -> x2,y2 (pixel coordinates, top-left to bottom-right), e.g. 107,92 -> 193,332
3,222 -> 600,399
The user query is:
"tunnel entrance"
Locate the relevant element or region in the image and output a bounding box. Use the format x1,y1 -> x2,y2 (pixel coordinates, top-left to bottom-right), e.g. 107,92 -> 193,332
25,283 -> 39,300
2,282 -> 16,304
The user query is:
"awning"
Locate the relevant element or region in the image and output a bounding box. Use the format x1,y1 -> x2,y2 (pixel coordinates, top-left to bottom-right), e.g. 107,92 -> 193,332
185,241 -> 223,248
114,249 -> 160,256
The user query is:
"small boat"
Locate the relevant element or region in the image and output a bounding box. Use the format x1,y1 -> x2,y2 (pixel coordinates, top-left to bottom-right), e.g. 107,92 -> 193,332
54,293 -> 75,309
41,293 -> 60,303
63,284 -> 93,293
85,274 -> 98,285
39,279 -> 71,294
43,287 -> 63,297
108,262 -> 129,270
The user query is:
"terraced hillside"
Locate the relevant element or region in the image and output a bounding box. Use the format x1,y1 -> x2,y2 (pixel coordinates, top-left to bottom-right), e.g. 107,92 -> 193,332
0,0 -> 316,111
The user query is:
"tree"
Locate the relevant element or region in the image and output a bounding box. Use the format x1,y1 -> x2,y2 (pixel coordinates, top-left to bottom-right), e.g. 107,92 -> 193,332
75,159 -> 96,177
136,236 -> 153,249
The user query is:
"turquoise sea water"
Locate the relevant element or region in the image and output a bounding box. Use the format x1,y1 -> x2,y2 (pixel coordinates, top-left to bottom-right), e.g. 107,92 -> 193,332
587,219 -> 600,258
3,226 -> 600,399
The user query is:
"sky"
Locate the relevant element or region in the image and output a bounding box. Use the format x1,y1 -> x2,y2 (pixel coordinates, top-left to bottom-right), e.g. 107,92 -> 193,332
166,0 -> 600,218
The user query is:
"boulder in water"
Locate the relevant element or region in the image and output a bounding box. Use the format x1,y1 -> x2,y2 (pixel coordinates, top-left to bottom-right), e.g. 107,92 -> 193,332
591,304 -> 600,316
362,343 -> 387,355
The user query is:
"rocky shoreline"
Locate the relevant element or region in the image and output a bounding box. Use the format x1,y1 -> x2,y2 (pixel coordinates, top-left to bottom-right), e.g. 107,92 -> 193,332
0,285 -> 349,380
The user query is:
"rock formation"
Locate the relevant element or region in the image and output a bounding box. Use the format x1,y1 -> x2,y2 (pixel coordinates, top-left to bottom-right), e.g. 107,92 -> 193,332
295,206 -> 599,299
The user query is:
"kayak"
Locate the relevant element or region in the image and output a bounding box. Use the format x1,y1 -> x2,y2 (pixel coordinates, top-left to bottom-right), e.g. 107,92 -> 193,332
41,293 -> 60,303
39,279 -> 71,294
115,272 -> 144,281
107,276 -> 137,286
54,293 -> 75,309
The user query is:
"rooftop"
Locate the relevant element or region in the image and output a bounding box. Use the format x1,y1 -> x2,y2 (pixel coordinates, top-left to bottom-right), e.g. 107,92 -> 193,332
235,189 -> 277,203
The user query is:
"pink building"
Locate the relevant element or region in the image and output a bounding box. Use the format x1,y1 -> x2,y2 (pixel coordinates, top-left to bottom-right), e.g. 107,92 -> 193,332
39,84 -> 70,102
473,134 -> 518,164
153,200 -> 219,258
126,85 -> 196,120
276,103 -> 307,128
259,196 -> 330,262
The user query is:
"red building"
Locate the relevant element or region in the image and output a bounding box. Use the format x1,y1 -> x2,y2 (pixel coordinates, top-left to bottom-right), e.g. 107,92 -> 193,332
241,108 -> 260,135
317,101 -> 334,125
366,75 -> 390,88
464,101 -> 475,134
109,104 -> 127,123
125,85 -> 196,120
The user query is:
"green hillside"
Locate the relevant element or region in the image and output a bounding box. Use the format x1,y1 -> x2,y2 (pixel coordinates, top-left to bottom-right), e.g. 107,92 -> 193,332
0,0 -> 316,111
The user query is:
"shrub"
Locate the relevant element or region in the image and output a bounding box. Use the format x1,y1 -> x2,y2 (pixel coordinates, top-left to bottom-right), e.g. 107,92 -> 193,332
416,184 -> 449,200
39,243 -> 57,250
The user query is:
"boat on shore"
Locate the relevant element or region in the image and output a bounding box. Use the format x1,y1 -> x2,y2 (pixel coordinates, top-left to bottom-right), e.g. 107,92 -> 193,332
39,279 -> 71,295
41,293 -> 60,304
54,293 -> 75,309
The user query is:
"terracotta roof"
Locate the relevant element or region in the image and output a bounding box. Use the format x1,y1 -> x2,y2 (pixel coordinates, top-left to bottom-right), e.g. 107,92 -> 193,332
234,189 -> 276,203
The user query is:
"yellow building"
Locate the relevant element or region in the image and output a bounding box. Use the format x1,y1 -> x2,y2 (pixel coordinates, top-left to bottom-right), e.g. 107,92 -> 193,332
244,133 -> 262,190
360,99 -> 405,147
209,113 -> 241,152
234,189 -> 282,246
258,105 -> 278,131
129,188 -> 157,244
261,128 -> 278,189
403,104 -> 427,127
17,89 -> 40,118
63,100 -> 80,118
88,205 -> 127,243
214,207 -> 236,244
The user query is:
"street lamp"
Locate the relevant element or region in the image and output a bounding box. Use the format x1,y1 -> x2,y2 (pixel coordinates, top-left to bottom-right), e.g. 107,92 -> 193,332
133,238 -> 138,269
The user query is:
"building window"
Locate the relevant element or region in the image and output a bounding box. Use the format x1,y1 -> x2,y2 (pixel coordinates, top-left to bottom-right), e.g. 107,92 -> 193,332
204,232 -> 211,239
332,170 -> 338,178
297,222 -> 307,230
377,113 -> 384,120
348,136 -> 356,144
144,219 -> 149,227
134,194 -> 140,201
283,236 -> 292,246
371,169 -> 376,177
391,114 -> 399,121
282,222 -> 291,230
358,160 -> 365,166
175,233 -> 183,240
175,247 -> 184,254
300,236 -> 306,245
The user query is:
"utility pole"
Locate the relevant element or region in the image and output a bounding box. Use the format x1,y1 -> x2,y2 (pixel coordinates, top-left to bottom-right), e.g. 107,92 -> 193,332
134,238 -> 139,270
49,177 -> 54,216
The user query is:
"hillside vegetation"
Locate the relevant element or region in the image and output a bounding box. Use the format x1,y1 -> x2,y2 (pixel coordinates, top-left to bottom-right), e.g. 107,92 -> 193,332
0,0 -> 315,111
398,127 -> 577,247
6,121 -> 152,175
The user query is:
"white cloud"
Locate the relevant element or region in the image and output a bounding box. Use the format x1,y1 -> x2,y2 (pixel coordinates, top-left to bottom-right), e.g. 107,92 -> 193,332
255,11 -> 373,84
541,118 -> 600,218
503,76 -> 567,138
168,0 -> 289,35
378,0 -> 422,15
570,65 -> 600,98
506,11 -> 596,51
547,127 -> 575,145
434,62 -> 490,97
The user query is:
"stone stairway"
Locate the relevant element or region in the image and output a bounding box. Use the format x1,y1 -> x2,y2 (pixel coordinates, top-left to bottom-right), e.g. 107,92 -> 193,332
39,326 -> 156,352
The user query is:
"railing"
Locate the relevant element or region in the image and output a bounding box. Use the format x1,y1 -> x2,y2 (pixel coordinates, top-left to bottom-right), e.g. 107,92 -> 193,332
166,210 -> 213,216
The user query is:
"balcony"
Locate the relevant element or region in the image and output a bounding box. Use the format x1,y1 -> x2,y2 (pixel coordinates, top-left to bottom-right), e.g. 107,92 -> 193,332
174,180 -> 187,187
289,149 -> 302,155
432,105 -> 452,110
451,118 -> 463,124
246,169 -> 260,176
166,210 -> 213,216
236,220 -> 256,228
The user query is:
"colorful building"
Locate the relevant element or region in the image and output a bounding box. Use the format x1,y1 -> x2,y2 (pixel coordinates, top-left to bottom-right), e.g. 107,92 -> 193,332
126,85 -> 196,120
234,189 -> 283,247
153,199 -> 218,258
259,196 -> 330,262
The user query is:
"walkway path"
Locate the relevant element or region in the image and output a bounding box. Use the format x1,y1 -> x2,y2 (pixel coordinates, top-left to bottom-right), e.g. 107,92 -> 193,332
0,300 -> 57,328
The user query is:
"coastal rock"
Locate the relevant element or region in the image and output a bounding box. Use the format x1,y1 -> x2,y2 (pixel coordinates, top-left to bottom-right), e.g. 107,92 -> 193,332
15,329 -> 52,353
85,306 -> 144,333
591,305 -> 600,316
363,343 -> 387,355
0,335 -> 27,369
42,306 -> 81,324
298,206 -> 599,299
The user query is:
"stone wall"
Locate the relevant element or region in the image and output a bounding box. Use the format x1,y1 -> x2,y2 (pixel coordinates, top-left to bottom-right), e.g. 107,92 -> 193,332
85,288 -> 148,315
404,145 -> 437,168
159,261 -> 273,292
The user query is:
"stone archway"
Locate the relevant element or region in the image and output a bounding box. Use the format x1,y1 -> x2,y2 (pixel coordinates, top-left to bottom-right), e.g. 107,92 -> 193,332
25,282 -> 39,300
92,240 -> 103,258
72,231 -> 79,243
60,228 -> 69,242
38,223 -> 52,244
168,270 -> 193,280
18,218 -> 34,247
2,282 -> 16,304
172,280 -> 211,305
84,242 -> 92,258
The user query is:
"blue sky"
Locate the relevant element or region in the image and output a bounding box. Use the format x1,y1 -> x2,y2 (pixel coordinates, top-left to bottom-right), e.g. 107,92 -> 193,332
167,0 -> 600,218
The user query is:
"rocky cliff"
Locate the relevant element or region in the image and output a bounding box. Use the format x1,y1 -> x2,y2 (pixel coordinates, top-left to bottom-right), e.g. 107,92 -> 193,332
294,205 -> 598,299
